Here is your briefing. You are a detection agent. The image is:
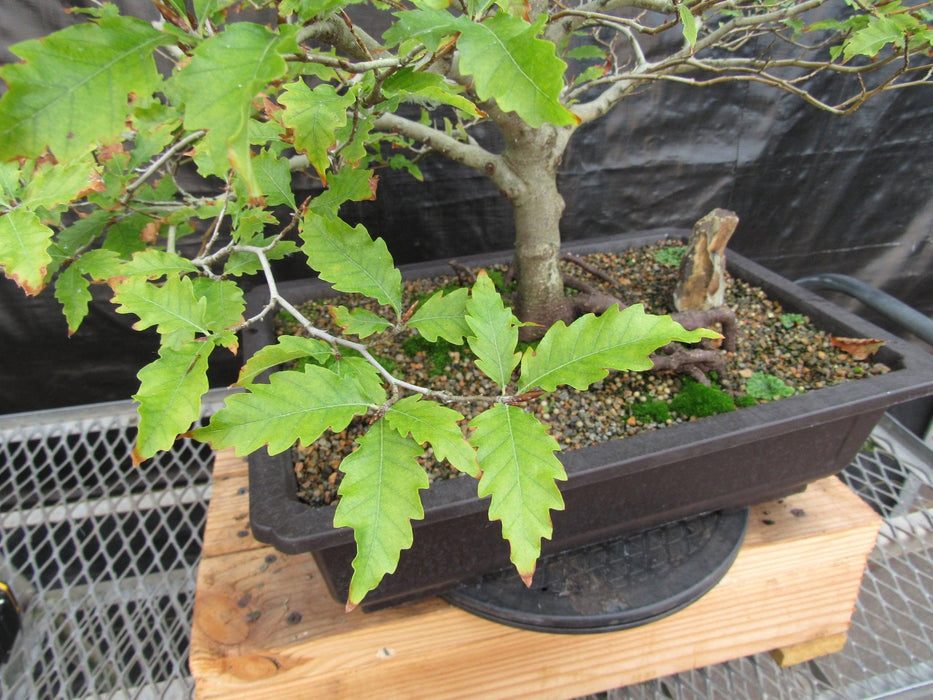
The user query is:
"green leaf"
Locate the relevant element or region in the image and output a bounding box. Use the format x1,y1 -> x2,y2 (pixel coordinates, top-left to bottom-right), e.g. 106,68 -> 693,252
191,277 -> 246,335
193,0 -> 237,25
330,306 -> 392,338
454,13 -> 577,128
333,418 -> 429,609
119,249 -> 199,279
382,68 -> 482,117
0,209 -> 54,295
281,0 -> 366,22
309,167 -> 378,215
133,341 -> 212,464
408,287 -> 471,344
0,15 -> 170,161
0,162 -> 22,208
21,155 -> 100,210
55,263 -> 93,334
111,275 -> 209,341
385,395 -> 479,477
174,23 -> 289,193
678,4 -> 698,47
193,364 -> 384,455
465,271 -> 519,390
250,150 -> 297,209
469,403 -> 565,583
519,304 -> 721,392
843,14 -> 914,60
383,9 -> 460,52
566,45 -> 606,60
237,335 -> 334,386
280,82 -> 355,179
300,212 -> 403,315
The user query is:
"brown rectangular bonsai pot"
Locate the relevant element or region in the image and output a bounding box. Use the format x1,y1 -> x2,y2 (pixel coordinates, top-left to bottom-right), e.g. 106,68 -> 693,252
242,231 -> 933,610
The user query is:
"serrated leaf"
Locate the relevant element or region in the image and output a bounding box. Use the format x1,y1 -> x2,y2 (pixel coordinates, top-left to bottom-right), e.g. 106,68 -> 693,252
310,167 -> 378,215
383,9 -> 460,52
455,13 -> 577,128
330,306 -> 392,338
520,304 -> 720,392
22,155 -> 100,210
386,395 -> 479,477
408,287 -> 471,343
174,23 -> 289,193
281,0 -> 367,22
0,16 -> 170,161
469,403 -> 565,583
0,209 -> 54,295
843,14 -> 914,60
133,341 -> 212,464
300,212 -> 402,314
280,82 -> 355,179
333,418 -> 428,609
465,271 -> 519,389
191,277 -> 245,334
237,335 -> 334,386
193,363 -> 384,455
250,149 -> 296,209
678,5 -> 698,47
111,275 -> 209,341
119,249 -> 199,279
55,263 -> 93,334
193,0 -> 237,24
382,68 -> 482,117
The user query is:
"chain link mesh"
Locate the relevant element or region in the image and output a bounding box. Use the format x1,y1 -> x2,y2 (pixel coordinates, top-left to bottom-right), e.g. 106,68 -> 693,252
1,400 -> 930,699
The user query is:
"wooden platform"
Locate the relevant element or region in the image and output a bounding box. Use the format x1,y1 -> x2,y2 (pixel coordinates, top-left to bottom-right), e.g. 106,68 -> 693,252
190,449 -> 882,699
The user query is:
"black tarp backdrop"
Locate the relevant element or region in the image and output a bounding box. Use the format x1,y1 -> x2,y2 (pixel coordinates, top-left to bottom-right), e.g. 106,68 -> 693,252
1,1 -> 931,414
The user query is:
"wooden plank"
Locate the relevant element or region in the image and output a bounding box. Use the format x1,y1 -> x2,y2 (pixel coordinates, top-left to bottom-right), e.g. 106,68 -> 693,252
191,450 -> 882,699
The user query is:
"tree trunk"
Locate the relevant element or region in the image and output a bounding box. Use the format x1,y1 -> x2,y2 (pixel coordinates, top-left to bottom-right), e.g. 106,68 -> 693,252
501,123 -> 574,335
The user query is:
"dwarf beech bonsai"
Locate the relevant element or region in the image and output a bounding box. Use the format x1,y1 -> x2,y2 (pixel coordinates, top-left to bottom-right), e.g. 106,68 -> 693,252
1,0 -> 930,607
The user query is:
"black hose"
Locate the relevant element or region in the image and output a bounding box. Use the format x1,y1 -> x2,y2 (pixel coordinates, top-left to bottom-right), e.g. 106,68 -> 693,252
795,274 -> 933,346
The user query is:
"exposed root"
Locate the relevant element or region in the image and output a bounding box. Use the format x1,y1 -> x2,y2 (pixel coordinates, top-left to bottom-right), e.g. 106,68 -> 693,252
649,346 -> 728,386
561,252 -> 617,285
671,306 -> 736,352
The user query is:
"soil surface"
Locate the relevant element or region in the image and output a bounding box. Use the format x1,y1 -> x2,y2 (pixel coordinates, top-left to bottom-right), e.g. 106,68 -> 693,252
279,241 -> 887,507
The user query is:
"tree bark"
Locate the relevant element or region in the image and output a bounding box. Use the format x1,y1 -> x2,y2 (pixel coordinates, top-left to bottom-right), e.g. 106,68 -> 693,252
499,120 -> 576,335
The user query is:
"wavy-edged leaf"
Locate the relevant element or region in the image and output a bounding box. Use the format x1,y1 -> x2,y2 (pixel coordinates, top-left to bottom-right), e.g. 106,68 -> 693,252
173,23 -> 289,193
250,149 -> 296,209
55,263 -> 93,334
455,13 -> 577,128
0,209 -> 54,295
469,403 -> 565,583
133,340 -> 212,464
281,0 -> 367,22
111,275 -> 209,340
22,155 -> 100,210
0,15 -> 170,161
333,418 -> 428,609
310,167 -> 378,216
386,395 -> 479,477
519,304 -> 721,392
465,271 -> 519,389
237,335 -> 334,386
280,82 -> 355,180
408,287 -> 470,344
330,306 -> 392,338
300,212 -> 402,315
119,249 -> 199,279
191,277 -> 246,334
192,364 -> 384,455
383,9 -> 459,52
382,68 -> 482,117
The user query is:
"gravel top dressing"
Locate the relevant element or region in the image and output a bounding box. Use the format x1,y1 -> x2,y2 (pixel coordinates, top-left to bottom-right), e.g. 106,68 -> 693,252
278,241 -> 885,507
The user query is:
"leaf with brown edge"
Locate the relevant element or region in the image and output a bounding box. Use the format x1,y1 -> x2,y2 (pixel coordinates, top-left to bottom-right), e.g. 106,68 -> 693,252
830,336 -> 886,360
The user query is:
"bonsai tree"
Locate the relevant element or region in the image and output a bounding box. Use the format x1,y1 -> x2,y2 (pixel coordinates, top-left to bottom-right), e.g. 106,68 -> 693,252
0,0 -> 930,607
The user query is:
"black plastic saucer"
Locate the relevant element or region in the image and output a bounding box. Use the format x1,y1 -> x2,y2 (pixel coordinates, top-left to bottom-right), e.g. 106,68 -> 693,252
441,508 -> 749,634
